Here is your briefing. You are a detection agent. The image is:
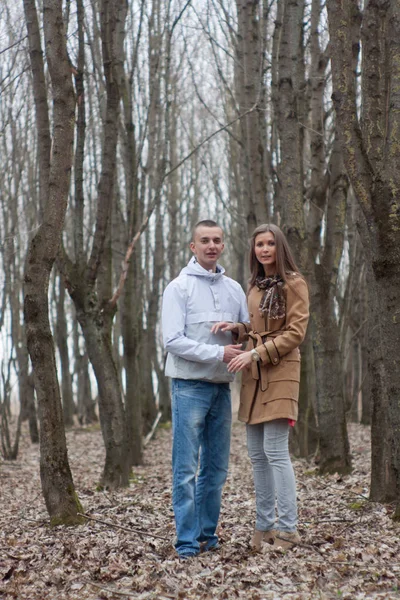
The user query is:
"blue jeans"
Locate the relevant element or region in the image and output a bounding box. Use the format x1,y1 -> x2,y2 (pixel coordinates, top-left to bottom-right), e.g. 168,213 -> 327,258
171,379 -> 232,556
246,419 -> 297,532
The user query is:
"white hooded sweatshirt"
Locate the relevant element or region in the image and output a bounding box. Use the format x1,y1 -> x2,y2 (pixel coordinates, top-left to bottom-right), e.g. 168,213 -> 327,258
162,257 -> 248,383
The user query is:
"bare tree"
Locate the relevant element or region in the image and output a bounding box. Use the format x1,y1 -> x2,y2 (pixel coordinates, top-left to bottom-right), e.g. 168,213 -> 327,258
59,0 -> 131,489
235,0 -> 269,234
272,0 -> 307,262
327,0 -> 400,515
22,0 -> 82,524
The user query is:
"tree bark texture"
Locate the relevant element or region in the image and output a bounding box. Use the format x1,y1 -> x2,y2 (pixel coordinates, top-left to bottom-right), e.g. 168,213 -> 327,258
327,0 -> 400,512
73,317 -> 97,425
122,259 -> 143,466
56,275 -> 75,428
311,137 -> 351,474
290,327 -> 318,458
26,373 -> 40,444
235,0 -> 269,234
119,63 -> 144,464
273,0 -> 315,457
75,304 -> 130,487
273,0 -> 306,263
369,274 -> 397,501
23,0 -> 82,524
60,0 -> 130,488
22,0 -> 51,217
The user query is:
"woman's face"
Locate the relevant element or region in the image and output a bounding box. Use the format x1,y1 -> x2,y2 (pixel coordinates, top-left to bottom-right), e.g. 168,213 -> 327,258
254,231 -> 276,274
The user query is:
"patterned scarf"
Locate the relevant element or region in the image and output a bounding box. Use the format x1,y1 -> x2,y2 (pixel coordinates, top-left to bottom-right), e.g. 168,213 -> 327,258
256,274 -> 286,319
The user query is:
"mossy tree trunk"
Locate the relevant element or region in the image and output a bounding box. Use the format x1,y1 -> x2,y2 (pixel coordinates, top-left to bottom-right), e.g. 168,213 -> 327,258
22,0 -> 82,524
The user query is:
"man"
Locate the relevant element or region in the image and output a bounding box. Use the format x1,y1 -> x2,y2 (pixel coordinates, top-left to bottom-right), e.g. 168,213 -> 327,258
162,219 -> 248,558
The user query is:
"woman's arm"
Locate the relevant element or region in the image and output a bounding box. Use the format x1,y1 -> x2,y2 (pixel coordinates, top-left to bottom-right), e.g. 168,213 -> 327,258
255,276 -> 309,365
228,277 -> 309,372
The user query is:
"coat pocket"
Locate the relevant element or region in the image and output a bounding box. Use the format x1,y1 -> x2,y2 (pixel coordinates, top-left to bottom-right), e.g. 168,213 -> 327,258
261,380 -> 300,403
267,358 -> 300,384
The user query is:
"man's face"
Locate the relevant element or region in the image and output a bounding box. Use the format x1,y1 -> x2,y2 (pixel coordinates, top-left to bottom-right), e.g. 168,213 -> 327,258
190,226 -> 224,272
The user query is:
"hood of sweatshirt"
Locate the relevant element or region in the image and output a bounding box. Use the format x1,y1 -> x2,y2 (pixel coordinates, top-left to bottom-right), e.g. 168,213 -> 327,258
180,256 -> 225,280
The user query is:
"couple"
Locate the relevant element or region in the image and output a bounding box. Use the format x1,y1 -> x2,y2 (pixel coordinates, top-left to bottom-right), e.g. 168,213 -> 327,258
162,219 -> 309,559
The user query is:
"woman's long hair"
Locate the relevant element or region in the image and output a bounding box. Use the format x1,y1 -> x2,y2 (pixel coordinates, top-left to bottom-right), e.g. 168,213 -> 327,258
248,224 -> 301,290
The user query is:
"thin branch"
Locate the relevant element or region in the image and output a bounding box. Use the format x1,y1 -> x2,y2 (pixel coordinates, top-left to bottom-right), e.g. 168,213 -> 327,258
0,35 -> 28,55
83,580 -> 144,597
109,102 -> 258,306
170,0 -> 193,37
144,411 -> 162,447
274,534 -> 324,556
77,512 -> 170,541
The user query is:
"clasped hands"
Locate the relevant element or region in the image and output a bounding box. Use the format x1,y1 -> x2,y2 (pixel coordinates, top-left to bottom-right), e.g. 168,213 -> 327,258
210,321 -> 253,373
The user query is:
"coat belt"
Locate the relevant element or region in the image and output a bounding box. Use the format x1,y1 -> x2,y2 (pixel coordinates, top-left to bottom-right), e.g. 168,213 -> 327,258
248,329 -> 283,391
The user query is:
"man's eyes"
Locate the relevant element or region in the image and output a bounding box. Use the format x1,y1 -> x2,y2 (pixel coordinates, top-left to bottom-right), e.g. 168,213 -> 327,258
200,239 -> 222,243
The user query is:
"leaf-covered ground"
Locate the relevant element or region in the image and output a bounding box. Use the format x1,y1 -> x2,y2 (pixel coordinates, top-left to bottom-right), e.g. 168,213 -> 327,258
1,417 -> 399,600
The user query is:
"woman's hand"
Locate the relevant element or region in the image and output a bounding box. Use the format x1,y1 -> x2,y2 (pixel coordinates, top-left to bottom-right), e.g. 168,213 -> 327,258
211,321 -> 238,334
227,351 -> 253,373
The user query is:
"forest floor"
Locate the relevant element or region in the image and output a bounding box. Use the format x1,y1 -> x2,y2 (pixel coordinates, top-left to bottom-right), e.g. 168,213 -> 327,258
1,416 -> 399,600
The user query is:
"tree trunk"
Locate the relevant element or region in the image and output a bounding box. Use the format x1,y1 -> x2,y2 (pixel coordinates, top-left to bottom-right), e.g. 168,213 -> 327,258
59,0 -> 130,487
73,312 -> 97,425
311,135 -> 351,473
273,0 -> 318,460
122,258 -> 143,466
235,0 -> 268,234
327,0 -> 400,514
76,304 -> 130,487
290,328 -> 318,458
273,0 -> 306,263
56,275 -> 75,427
26,373 -> 40,444
22,0 -> 50,217
23,0 -> 82,525
369,275 -> 397,502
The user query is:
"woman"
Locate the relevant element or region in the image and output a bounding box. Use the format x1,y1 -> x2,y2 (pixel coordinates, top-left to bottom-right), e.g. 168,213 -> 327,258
212,224 -> 309,551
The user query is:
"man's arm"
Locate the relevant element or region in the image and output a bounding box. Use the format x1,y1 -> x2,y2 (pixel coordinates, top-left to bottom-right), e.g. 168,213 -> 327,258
238,285 -> 250,323
162,282 -> 225,363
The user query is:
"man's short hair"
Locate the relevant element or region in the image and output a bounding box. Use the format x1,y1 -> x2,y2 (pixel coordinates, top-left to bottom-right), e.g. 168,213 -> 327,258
192,219 -> 222,241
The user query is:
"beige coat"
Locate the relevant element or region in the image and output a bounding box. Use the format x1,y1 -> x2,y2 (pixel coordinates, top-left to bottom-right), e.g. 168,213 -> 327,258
236,274 -> 309,425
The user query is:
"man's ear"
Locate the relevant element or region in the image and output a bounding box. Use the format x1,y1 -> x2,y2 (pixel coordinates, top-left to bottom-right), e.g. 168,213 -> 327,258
189,241 -> 195,254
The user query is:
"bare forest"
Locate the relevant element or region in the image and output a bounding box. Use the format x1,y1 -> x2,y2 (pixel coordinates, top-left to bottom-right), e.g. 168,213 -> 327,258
0,0 -> 400,598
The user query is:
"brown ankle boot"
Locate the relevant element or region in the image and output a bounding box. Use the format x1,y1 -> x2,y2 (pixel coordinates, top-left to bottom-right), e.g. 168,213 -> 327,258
274,530 -> 300,550
250,529 -> 276,551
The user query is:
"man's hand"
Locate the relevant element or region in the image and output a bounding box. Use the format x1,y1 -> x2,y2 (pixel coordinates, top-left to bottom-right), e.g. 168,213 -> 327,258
211,321 -> 238,334
223,344 -> 244,363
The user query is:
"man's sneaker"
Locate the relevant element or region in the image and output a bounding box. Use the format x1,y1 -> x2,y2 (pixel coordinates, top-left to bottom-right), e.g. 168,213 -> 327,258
200,541 -> 219,553
177,551 -> 198,560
